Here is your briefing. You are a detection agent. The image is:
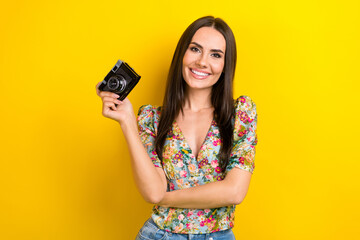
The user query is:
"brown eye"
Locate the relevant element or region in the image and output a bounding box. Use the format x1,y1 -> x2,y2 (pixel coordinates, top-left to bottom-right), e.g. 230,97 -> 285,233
211,53 -> 222,58
190,47 -> 200,53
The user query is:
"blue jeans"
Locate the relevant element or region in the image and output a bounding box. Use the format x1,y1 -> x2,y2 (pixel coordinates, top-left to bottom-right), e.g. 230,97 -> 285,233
135,218 -> 236,240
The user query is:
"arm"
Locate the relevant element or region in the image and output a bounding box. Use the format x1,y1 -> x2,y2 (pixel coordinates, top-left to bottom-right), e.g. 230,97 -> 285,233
121,117 -> 167,204
96,83 -> 167,204
159,96 -> 257,209
158,167 -> 252,209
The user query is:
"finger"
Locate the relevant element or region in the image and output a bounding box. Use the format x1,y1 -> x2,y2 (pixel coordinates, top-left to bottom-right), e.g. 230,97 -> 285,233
103,97 -> 122,104
99,91 -> 120,99
103,101 -> 117,111
95,82 -> 102,96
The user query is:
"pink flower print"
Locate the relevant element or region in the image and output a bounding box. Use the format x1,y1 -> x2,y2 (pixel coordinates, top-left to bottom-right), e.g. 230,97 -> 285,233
213,139 -> 221,146
205,175 -> 213,180
188,164 -> 196,172
198,158 -> 209,168
229,222 -> 234,228
240,97 -> 246,103
174,223 -> 184,233
238,129 -> 247,138
165,208 -> 175,223
216,175 -> 223,181
213,129 -> 219,134
178,214 -> 184,221
204,209 -> 211,214
186,223 -> 193,229
200,221 -> 205,227
187,211 -> 193,217
170,182 -> 175,191
238,111 -> 250,123
177,160 -> 184,168
211,160 -> 218,168
197,210 -> 204,216
215,166 -> 222,173
180,170 -> 187,178
239,157 -> 245,164
145,128 -> 155,137
172,132 -> 181,140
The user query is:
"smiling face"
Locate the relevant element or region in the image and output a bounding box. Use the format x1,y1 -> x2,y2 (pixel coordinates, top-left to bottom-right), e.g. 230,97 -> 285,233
182,27 -> 226,93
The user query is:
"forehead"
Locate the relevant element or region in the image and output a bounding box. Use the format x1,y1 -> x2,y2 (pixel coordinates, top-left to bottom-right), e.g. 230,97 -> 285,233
191,27 -> 226,52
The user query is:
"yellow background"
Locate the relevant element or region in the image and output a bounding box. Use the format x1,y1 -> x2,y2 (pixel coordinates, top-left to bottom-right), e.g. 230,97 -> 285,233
1,0 -> 359,239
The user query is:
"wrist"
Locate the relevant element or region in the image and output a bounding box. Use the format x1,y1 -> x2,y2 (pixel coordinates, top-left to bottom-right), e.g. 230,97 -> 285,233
118,114 -> 138,132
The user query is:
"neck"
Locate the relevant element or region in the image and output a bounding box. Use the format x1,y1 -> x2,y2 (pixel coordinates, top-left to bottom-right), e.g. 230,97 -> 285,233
183,88 -> 213,112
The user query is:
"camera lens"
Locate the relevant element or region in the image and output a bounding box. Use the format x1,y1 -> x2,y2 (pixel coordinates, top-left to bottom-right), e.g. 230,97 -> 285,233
108,76 -> 126,92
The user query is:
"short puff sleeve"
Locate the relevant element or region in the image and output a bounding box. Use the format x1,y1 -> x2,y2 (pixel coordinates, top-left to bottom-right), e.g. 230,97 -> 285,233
137,105 -> 162,168
226,96 -> 258,174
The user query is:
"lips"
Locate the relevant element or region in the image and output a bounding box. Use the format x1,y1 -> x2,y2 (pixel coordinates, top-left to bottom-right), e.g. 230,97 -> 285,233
190,68 -> 211,79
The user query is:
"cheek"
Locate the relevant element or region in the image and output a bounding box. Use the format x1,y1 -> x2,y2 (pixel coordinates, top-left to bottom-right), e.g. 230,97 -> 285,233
214,62 -> 225,75
182,51 -> 191,66
182,57 -> 187,72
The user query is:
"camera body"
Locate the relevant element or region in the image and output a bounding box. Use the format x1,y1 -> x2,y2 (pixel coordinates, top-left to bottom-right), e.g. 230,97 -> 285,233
98,60 -> 141,101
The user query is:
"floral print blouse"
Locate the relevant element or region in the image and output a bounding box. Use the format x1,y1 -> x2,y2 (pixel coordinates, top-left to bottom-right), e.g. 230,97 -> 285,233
137,96 -> 258,234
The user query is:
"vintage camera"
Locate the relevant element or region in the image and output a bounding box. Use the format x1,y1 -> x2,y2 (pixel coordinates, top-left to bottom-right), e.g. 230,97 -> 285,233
98,60 -> 141,101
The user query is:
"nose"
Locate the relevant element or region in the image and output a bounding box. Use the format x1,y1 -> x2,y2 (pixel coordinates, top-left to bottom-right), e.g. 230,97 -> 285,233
195,53 -> 207,68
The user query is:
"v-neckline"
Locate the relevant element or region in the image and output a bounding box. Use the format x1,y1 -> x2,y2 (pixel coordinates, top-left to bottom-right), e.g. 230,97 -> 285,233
173,119 -> 215,161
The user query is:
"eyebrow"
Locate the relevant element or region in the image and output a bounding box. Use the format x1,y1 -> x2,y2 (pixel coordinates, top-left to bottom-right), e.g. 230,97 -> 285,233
190,42 -> 224,54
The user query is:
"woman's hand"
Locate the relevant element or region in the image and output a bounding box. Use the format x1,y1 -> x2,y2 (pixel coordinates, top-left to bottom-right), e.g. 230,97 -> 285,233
95,82 -> 136,125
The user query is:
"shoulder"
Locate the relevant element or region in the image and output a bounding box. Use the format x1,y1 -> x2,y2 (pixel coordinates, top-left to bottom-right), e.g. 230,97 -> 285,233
232,96 -> 257,135
137,104 -> 162,126
232,95 -> 258,145
234,95 -> 257,119
234,95 -> 256,111
137,104 -> 161,117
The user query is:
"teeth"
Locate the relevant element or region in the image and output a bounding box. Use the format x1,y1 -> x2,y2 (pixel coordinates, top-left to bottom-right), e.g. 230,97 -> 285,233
191,69 -> 209,76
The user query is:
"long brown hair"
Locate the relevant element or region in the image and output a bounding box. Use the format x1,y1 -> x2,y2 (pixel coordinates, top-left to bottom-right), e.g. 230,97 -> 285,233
155,16 -> 237,170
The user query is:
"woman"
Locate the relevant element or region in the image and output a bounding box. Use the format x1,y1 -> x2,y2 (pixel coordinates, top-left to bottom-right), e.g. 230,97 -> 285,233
96,16 -> 257,240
